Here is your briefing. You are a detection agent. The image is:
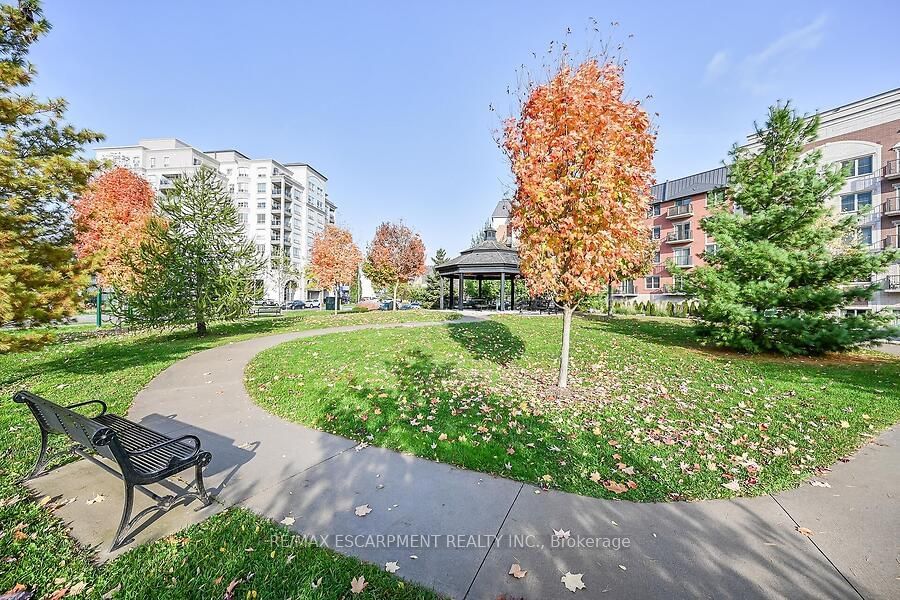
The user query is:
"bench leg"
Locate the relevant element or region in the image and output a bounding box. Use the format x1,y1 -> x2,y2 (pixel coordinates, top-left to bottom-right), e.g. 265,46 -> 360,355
111,482 -> 134,551
25,429 -> 50,480
194,463 -> 212,505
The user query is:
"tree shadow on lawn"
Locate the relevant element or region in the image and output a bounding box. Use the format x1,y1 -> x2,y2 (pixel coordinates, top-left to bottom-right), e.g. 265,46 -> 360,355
580,314 -> 703,351
301,346 -> 678,502
445,319 -> 525,365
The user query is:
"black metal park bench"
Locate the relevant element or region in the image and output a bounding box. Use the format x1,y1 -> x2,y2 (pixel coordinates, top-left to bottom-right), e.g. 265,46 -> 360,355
13,390 -> 213,551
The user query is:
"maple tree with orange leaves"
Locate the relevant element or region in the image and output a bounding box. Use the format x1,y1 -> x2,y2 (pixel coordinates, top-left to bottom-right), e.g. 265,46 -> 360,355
502,57 -> 656,387
309,224 -> 362,313
363,221 -> 426,311
72,167 -> 155,290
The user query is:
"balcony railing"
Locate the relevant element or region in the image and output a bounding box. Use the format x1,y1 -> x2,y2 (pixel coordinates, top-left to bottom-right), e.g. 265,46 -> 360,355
613,282 -> 637,296
272,187 -> 283,197
883,194 -> 900,216
666,203 -> 693,219
884,275 -> 900,291
881,235 -> 898,251
884,159 -> 900,179
667,231 -> 693,244
661,283 -> 686,294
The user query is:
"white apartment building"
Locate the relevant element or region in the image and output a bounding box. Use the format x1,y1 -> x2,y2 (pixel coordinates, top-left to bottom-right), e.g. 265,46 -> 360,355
95,138 -> 336,302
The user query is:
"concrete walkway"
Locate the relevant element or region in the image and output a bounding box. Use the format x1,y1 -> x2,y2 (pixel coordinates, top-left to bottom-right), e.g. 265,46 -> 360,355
31,320 -> 899,599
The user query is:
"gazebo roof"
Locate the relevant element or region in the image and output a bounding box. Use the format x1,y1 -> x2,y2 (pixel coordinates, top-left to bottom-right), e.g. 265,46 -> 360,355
436,227 -> 519,276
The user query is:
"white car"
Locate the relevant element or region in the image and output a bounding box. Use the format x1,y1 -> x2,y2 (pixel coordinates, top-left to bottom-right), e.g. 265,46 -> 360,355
305,299 -> 321,309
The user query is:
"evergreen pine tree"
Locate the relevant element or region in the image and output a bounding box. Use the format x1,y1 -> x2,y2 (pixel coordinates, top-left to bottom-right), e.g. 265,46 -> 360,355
683,104 -> 898,354
0,0 -> 103,351
422,247 -> 448,308
118,168 -> 263,335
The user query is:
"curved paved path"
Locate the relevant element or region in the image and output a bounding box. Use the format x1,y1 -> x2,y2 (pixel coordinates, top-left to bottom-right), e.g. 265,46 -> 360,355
38,319 -> 899,599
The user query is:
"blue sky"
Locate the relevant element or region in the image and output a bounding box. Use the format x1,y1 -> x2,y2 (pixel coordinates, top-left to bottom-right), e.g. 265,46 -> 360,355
31,0 -> 899,255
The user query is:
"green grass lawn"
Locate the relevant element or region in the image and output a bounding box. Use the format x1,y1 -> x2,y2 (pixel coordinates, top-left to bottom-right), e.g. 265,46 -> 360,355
1,309 -> 455,599
247,314 -> 900,502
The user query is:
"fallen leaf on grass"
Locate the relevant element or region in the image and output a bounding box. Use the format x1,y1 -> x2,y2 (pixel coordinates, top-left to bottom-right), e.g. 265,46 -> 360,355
385,561 -> 400,573
589,472 -> 602,483
603,480 -> 628,494
350,575 -> 367,594
354,504 -> 372,517
46,589 -> 67,600
67,581 -> 87,596
561,571 -> 585,592
2,584 -> 32,600
508,563 -> 527,579
310,577 -> 322,589
722,480 -> 741,492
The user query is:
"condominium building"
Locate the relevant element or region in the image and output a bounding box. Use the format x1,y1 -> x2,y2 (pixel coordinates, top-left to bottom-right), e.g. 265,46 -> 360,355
611,87 -> 900,315
94,138 -> 335,302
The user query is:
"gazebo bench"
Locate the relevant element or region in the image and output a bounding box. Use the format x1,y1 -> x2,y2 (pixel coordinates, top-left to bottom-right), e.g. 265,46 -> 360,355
13,390 -> 213,550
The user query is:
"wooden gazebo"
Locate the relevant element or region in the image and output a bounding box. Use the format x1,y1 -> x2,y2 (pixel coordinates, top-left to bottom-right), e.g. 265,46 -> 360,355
436,227 -> 520,310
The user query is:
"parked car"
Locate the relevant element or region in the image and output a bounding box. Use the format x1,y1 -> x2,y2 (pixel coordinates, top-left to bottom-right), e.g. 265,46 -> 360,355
379,301 -> 395,311
306,299 -> 321,309
284,300 -> 306,310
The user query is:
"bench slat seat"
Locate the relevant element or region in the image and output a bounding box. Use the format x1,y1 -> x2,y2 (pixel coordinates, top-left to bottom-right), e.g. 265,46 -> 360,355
13,390 -> 213,551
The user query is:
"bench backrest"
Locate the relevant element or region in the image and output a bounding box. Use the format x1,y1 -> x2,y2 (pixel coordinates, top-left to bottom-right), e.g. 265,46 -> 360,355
13,390 -> 118,463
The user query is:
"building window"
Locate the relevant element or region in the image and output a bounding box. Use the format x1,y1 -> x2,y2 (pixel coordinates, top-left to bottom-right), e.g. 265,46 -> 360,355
163,156 -> 170,167
257,200 -> 266,209
859,226 -> 873,246
150,157 -> 156,168
256,214 -> 266,224
648,203 -> 661,217
237,213 -> 248,224
193,157 -> 201,166
237,183 -> 248,193
226,168 -> 233,176
236,200 -> 248,208
841,191 -> 872,212
841,155 -> 874,177
255,243 -> 265,255
674,247 -> 691,266
651,226 -> 661,240
653,251 -> 661,264
257,182 -> 266,193
705,243 -> 718,255
228,184 -> 235,194
707,189 -> 725,206
674,222 -> 691,239
645,275 -> 660,289
238,167 -> 249,178
674,197 -> 690,207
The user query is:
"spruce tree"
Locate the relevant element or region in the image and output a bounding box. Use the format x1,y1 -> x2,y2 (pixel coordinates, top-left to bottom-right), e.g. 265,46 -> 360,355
0,0 -> 103,351
118,168 -> 263,335
684,104 -> 898,354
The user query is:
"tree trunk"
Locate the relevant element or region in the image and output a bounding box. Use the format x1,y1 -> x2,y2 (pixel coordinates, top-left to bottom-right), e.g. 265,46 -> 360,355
197,320 -> 207,336
392,283 -> 398,311
334,285 -> 339,314
558,305 -> 574,388
606,277 -> 613,317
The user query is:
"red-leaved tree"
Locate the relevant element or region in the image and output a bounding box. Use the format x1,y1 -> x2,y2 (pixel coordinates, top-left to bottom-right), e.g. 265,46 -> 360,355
502,58 -> 655,387
363,221 -> 426,310
72,167 -> 155,290
309,224 -> 362,313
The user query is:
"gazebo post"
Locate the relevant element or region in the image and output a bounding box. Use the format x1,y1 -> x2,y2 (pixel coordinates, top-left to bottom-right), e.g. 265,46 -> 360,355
500,272 -> 505,312
439,276 -> 445,310
458,274 -> 464,310
511,275 -> 516,311
478,278 -> 482,299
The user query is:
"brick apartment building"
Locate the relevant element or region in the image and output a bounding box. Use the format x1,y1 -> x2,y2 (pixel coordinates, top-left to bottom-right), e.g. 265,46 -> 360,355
611,87 -> 900,315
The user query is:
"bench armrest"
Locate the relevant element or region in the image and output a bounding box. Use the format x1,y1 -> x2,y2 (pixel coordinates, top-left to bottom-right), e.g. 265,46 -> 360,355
129,434 -> 202,460
66,399 -> 108,417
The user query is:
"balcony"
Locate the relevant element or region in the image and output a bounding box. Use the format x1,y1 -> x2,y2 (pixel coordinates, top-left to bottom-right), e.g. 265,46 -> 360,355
666,203 -> 693,219
271,203 -> 281,211
884,275 -> 900,292
272,187 -> 283,197
883,194 -> 900,216
613,282 -> 637,296
661,283 -> 686,295
884,159 -> 900,180
666,231 -> 693,245
881,235 -> 898,251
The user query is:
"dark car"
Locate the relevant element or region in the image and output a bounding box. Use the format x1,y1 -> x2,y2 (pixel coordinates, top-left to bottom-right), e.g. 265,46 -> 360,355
284,300 -> 306,310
